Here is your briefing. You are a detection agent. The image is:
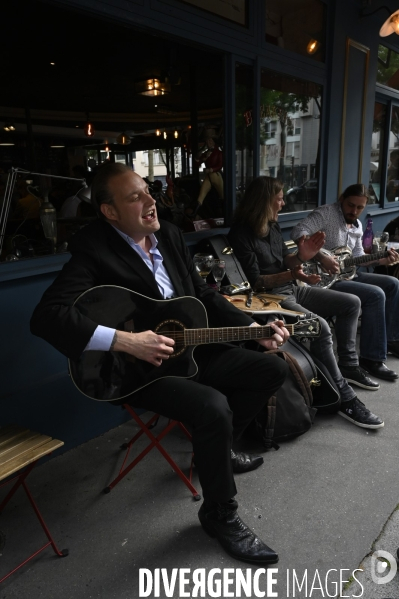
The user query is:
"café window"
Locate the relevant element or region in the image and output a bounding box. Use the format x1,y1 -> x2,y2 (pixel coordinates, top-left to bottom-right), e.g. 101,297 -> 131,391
369,101 -> 386,203
0,0 -> 225,262
376,45 -> 399,91
265,0 -> 326,63
370,45 -> 399,206
259,69 -> 322,213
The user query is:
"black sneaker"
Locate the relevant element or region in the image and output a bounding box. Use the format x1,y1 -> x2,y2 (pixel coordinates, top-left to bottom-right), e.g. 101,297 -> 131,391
338,397 -> 384,429
338,365 -> 380,391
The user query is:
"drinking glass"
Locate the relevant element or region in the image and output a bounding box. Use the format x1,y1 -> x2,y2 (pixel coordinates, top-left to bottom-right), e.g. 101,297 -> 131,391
374,231 -> 389,251
380,232 -> 389,248
193,253 -> 215,280
212,259 -> 226,289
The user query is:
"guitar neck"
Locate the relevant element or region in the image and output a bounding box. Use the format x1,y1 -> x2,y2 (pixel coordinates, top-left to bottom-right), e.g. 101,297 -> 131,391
344,250 -> 388,267
184,323 -> 296,346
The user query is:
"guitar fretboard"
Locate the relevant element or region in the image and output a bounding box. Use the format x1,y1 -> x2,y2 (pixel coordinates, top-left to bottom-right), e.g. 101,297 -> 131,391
183,323 -> 297,346
343,250 -> 388,267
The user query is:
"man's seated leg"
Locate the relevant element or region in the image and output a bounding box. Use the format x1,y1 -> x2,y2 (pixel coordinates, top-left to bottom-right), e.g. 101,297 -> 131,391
332,276 -> 398,381
127,376 -> 279,564
356,271 -> 399,360
279,289 -> 384,429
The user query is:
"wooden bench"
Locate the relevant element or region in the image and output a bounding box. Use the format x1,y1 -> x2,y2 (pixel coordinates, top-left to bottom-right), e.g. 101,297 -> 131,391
0,425 -> 68,583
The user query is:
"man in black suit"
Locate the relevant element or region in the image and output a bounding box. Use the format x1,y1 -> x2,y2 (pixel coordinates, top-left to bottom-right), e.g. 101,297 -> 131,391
30,163 -> 290,565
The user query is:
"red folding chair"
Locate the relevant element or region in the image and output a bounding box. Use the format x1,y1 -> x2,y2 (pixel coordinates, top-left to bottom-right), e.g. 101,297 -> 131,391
0,425 -> 68,584
104,405 -> 201,501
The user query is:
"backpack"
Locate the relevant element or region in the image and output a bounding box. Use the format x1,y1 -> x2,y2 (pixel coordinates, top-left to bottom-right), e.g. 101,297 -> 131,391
248,346 -> 315,450
246,337 -> 340,450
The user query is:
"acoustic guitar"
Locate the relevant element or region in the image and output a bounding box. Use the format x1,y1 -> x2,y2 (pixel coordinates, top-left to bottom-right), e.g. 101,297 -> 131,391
222,292 -> 305,317
69,285 -> 321,401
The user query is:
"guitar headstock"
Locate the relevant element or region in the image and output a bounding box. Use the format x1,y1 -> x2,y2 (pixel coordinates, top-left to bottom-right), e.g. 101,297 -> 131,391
293,317 -> 321,338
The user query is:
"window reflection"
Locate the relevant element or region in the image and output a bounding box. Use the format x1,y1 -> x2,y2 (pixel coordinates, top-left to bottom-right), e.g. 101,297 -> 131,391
265,0 -> 325,63
377,45 -> 399,91
0,0 -> 226,262
260,69 -> 322,213
386,105 -> 399,203
369,102 -> 386,203
235,64 -> 254,201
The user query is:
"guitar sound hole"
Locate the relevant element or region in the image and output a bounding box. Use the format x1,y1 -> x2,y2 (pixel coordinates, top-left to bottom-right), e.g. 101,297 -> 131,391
155,319 -> 186,358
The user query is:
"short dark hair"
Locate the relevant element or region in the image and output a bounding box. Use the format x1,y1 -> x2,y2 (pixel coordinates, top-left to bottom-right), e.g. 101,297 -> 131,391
341,183 -> 369,201
233,176 -> 284,237
91,163 -> 132,218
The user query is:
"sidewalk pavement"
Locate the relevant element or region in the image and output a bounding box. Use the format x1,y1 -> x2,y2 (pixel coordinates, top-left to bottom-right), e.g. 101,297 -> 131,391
1,355 -> 399,599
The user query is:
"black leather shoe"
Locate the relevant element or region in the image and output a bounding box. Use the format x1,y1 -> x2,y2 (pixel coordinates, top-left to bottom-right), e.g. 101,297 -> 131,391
231,450 -> 264,474
387,341 -> 399,359
338,365 -> 380,390
359,358 -> 399,381
198,499 -> 279,564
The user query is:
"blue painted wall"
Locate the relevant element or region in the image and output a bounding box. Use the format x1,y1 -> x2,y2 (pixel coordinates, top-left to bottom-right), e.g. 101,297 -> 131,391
0,256 -> 130,454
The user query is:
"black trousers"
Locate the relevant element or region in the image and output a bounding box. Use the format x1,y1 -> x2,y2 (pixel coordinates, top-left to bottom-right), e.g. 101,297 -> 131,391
126,343 -> 288,502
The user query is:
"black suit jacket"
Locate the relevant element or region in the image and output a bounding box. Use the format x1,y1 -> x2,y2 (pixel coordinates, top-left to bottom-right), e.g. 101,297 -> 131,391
30,219 -> 254,359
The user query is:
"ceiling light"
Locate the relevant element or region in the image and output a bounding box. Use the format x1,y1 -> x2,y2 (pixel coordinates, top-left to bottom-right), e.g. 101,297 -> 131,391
50,62 -> 55,66
0,143 -> 15,146
84,122 -> 94,137
116,133 -> 131,145
4,123 -> 15,131
83,112 -> 95,137
155,129 -> 161,137
174,130 -> 179,139
163,131 -> 167,139
135,78 -> 171,96
50,145 -> 65,148
380,9 -> 399,36
307,39 -> 320,55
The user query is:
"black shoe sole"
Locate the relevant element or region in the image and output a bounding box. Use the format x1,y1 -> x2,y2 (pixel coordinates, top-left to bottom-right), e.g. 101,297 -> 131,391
342,376 -> 380,390
359,372 -> 398,382
199,520 -> 279,565
338,411 -> 385,429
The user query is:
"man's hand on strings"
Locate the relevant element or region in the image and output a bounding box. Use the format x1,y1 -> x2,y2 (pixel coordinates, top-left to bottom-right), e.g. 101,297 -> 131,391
112,330 -> 175,366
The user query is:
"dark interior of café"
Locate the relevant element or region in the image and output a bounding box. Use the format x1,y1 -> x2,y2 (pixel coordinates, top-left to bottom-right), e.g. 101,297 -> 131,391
0,0 -> 225,260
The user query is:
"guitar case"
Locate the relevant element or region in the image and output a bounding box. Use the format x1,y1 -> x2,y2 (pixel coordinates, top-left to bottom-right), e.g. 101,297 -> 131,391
246,337 -> 341,451
280,338 -> 341,412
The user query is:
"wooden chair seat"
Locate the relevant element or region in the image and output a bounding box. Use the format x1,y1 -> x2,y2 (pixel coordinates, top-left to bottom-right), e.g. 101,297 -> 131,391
0,425 -> 64,481
0,425 -> 67,584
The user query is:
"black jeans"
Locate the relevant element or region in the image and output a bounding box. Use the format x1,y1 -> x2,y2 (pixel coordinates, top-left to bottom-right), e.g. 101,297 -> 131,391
126,343 -> 288,502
